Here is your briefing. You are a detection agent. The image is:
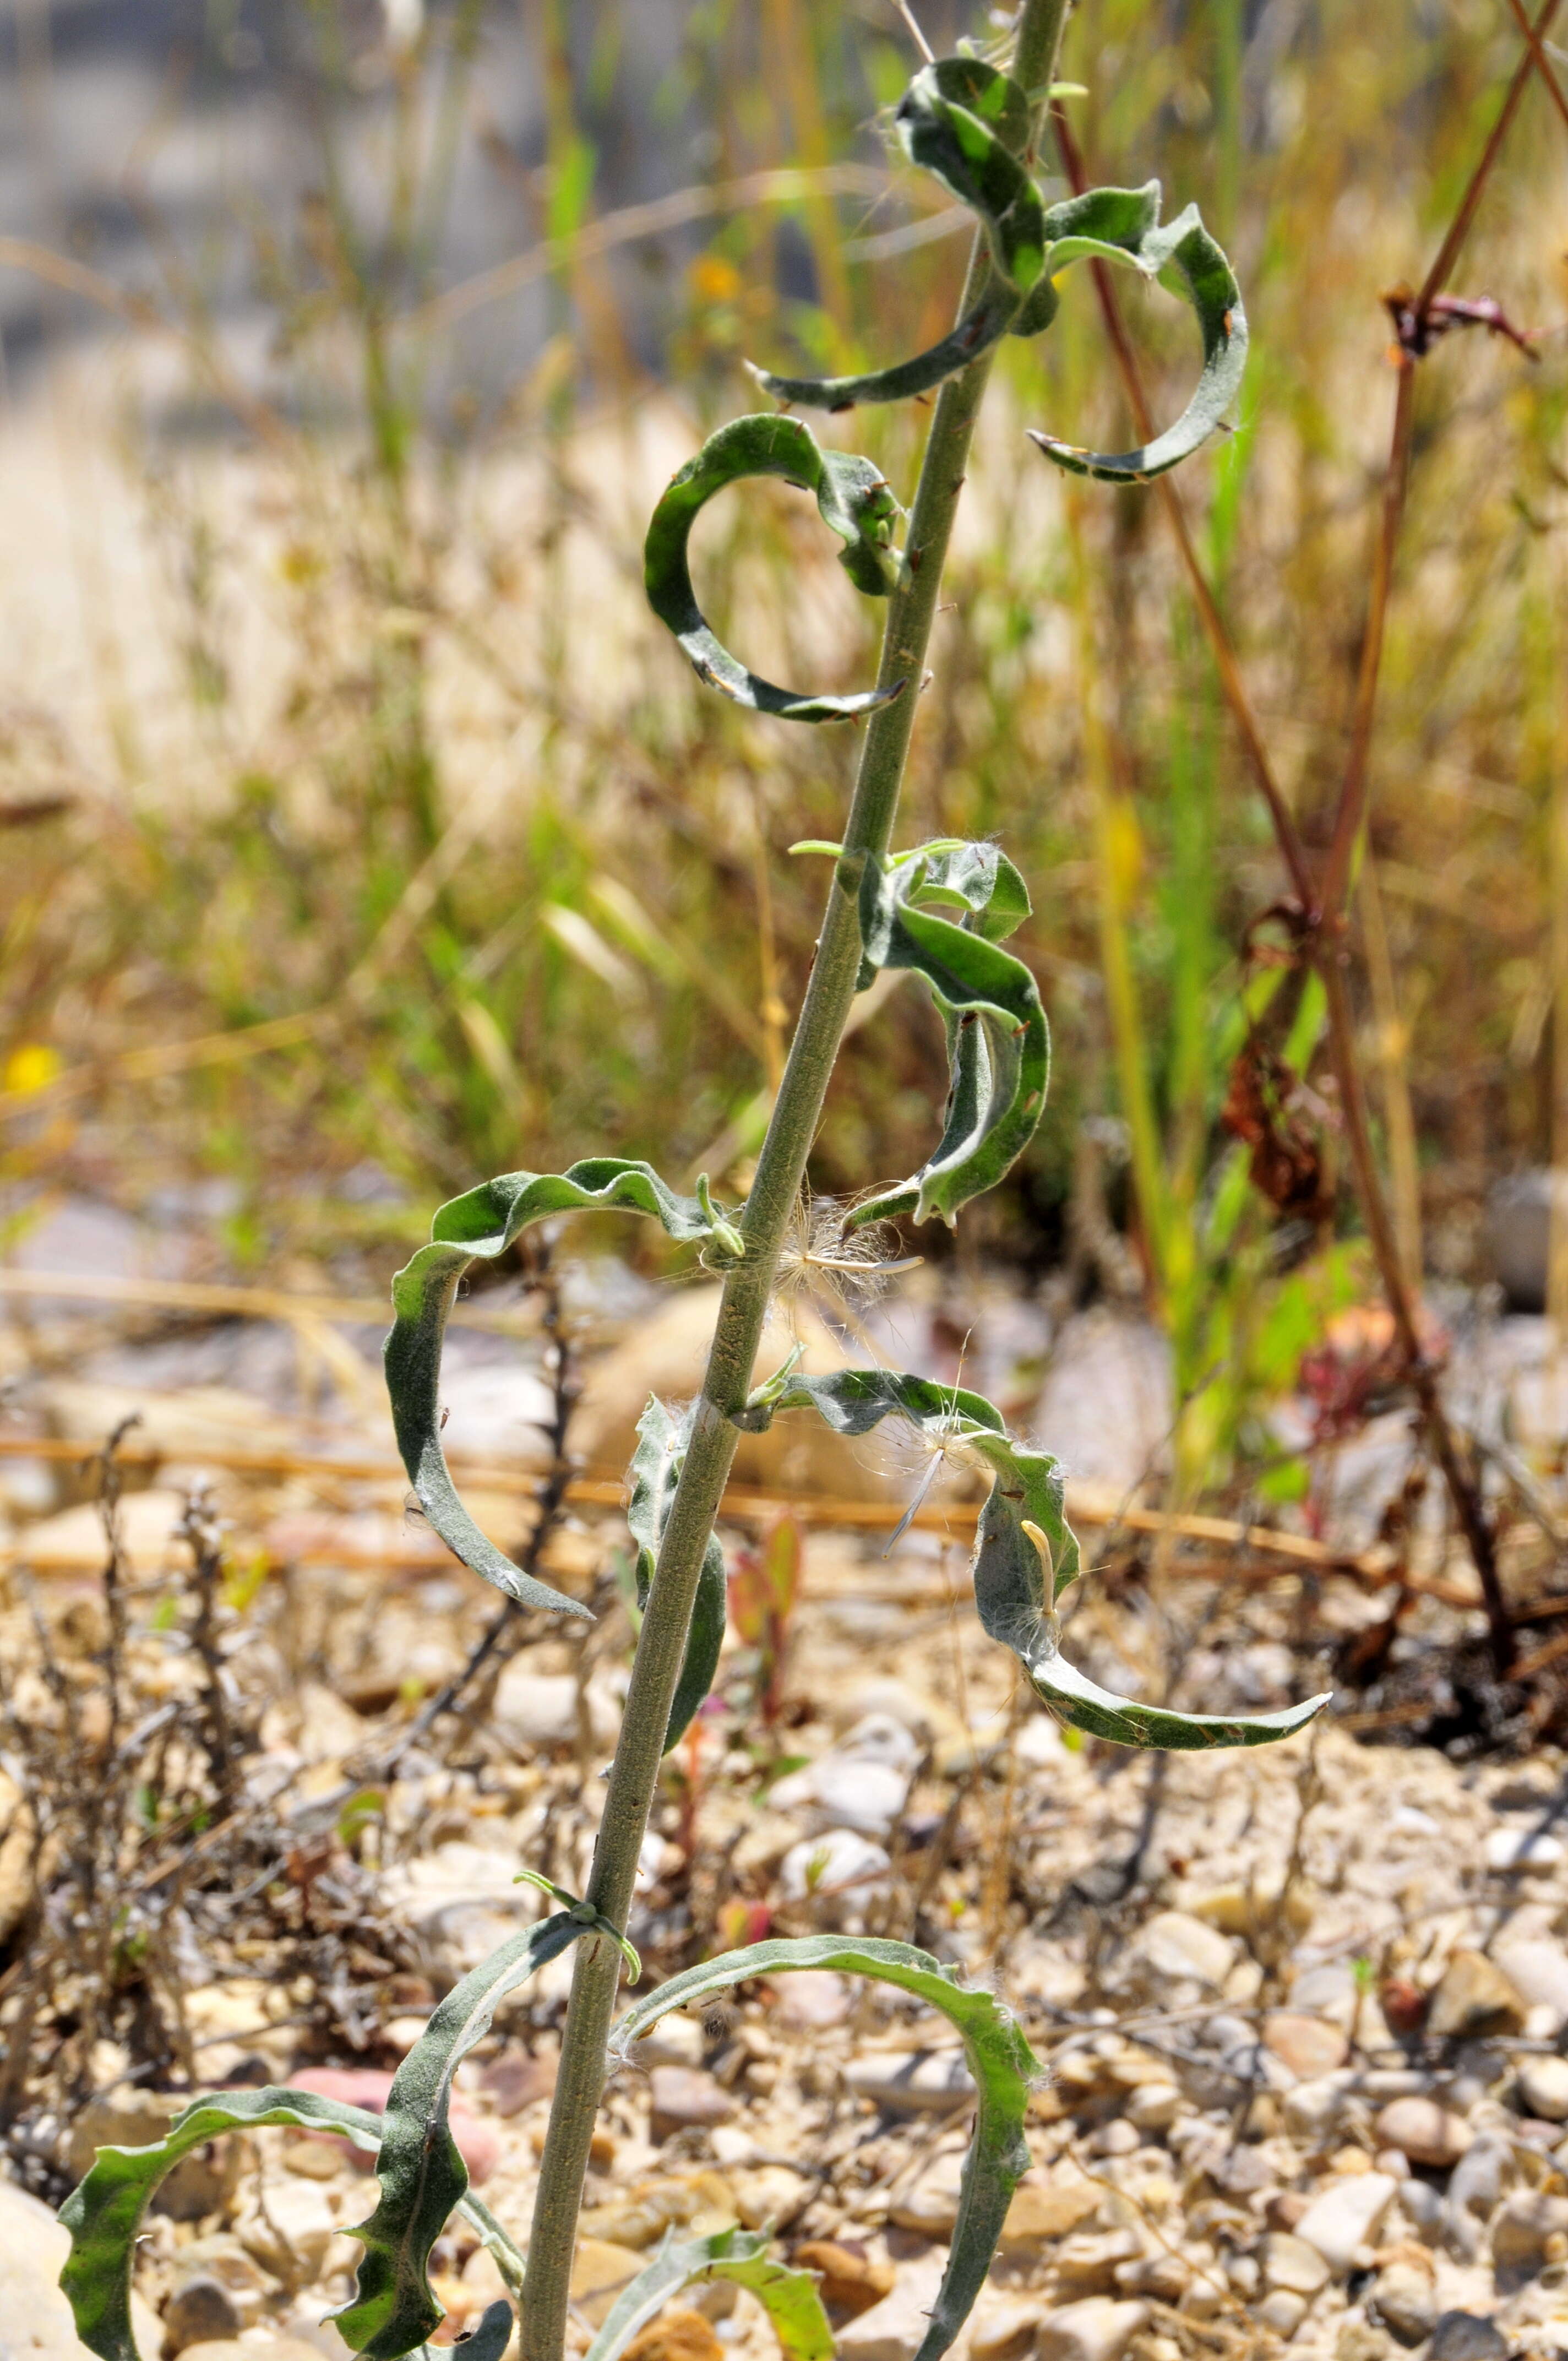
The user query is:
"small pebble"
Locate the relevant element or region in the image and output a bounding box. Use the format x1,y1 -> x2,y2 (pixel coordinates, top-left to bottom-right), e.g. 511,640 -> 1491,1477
1371,2261 -> 1438,2348
648,2066 -> 735,2142
1517,2053 -> 1568,2122
968,2302 -> 1047,2361
1427,1951 -> 1527,2043
1373,2097 -> 1472,2170
1295,2171 -> 1398,2271
1264,2012 -> 1350,2080
1427,2314 -> 1510,2361
1035,2298 -> 1149,2361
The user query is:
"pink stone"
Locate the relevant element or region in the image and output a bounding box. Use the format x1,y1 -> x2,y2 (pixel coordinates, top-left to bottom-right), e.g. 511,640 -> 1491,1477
290,2064 -> 499,2182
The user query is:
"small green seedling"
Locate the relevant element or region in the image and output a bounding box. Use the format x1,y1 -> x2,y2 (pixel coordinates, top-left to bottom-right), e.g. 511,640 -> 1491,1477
59,12 -> 1322,2361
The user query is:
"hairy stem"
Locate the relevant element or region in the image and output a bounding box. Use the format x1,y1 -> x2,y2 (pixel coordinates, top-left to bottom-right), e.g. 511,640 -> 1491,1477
518,8 -> 1071,2356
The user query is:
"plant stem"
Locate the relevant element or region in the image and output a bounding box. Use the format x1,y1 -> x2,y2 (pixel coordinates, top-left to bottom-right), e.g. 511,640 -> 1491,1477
518,8 -> 1070,2355
1050,100 -> 1519,1675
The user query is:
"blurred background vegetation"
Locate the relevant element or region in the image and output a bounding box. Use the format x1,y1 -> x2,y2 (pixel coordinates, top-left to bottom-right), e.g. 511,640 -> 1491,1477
1,0 -> 1565,1500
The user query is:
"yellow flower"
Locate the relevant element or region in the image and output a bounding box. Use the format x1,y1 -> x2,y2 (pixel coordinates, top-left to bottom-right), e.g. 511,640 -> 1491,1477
3,1043 -> 62,1096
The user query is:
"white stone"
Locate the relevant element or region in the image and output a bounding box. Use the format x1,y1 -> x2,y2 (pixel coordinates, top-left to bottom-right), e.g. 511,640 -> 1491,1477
835,2253 -> 949,2361
837,1711 -> 923,1775
805,1759 -> 911,1836
1035,2297 -> 1150,2361
1520,2055 -> 1568,2122
0,2176 -> 163,2358
1494,1940 -> 1568,2028
1294,2172 -> 1398,2272
1261,2234 -> 1332,2297
778,1827 -> 892,1905
890,2147 -> 966,2235
1131,1911 -> 1235,1994
846,2048 -> 975,2113
1372,2262 -> 1438,2347
1283,2072 -> 1354,2141
969,2301 -> 1049,2361
1256,2291 -> 1308,2337
1486,1827 -> 1565,1873
492,1666 -> 619,1750
235,2181 -> 339,2283
1125,2082 -> 1183,2134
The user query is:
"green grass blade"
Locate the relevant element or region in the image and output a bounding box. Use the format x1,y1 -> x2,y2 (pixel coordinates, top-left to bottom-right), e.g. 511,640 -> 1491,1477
611,1934 -> 1039,2361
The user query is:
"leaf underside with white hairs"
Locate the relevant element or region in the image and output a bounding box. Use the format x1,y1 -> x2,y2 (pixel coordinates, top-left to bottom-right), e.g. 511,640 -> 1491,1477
643,412 -> 903,722
627,1395 -> 728,1752
385,1158 -> 738,1614
611,1934 -> 1039,2361
585,2226 -> 834,2361
734,1367 -> 1330,1750
58,2088 -> 525,2361
843,839 -> 1048,1230
1026,181 -> 1248,481
334,1913 -> 586,2358
748,58 -> 1246,486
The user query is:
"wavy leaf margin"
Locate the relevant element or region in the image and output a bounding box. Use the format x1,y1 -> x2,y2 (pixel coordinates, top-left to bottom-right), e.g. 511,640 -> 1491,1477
643,413 -> 904,723
584,2226 -> 834,2361
385,1158 -> 738,1614
611,1932 -> 1039,2361
734,1366 -> 1330,1749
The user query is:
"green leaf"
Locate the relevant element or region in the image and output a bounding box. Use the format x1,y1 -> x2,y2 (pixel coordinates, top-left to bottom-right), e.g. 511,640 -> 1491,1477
58,2088 -> 533,2361
335,1913 -> 584,2358
846,840 -> 1048,1229
385,1158 -> 737,1613
750,58 -> 1039,411
643,414 -> 905,723
1026,182 -> 1248,481
515,1868 -> 642,1981
611,1934 -> 1040,2361
585,2226 -> 834,2361
60,2090 -> 379,2361
461,2303 -> 518,2361
733,1368 -> 1331,1751
627,1396 -> 727,1751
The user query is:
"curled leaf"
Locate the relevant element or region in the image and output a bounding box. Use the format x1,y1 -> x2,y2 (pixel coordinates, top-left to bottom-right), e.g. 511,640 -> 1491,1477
1026,182 -> 1248,481
385,1159 -> 738,1613
585,2226 -> 834,2361
57,2087 -> 522,2361
644,413 -> 904,722
733,1367 -> 1330,1751
628,1396 -> 728,1752
335,1914 -> 585,2358
752,58 -> 1040,411
846,839 -> 1048,1229
611,1933 -> 1040,2361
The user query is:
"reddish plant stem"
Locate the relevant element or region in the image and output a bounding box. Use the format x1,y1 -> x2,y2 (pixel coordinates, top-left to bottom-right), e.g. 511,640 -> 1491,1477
1417,0 -> 1562,317
1050,106 -> 1520,1674
1317,359 -> 1417,924
1504,0 -> 1568,135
